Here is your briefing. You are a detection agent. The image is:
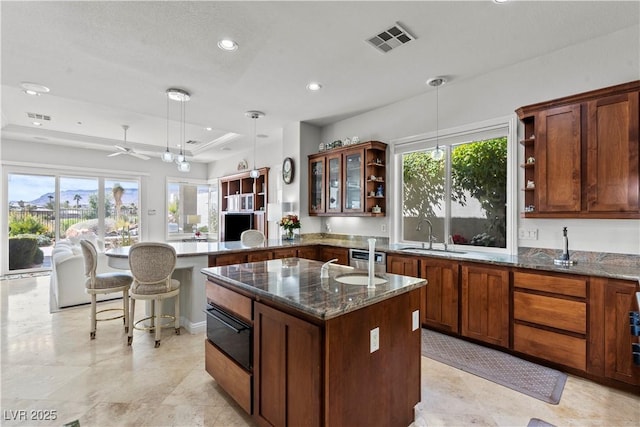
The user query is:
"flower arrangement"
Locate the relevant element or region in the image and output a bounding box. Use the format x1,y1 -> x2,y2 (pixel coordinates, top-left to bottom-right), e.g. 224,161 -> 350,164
279,214 -> 301,240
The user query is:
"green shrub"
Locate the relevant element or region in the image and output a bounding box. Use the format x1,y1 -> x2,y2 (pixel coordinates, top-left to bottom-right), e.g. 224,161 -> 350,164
9,214 -> 47,236
8,237 -> 44,269
14,233 -> 52,247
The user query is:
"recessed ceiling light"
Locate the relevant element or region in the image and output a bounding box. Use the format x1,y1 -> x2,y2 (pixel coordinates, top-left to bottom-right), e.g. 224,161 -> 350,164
32,121 -> 43,126
493,0 -> 509,3
217,38 -> 238,51
20,82 -> 50,95
205,127 -> 212,131
306,82 -> 323,91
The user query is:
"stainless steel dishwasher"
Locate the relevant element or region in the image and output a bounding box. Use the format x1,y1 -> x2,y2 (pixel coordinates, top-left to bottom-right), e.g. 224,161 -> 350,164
349,248 -> 386,273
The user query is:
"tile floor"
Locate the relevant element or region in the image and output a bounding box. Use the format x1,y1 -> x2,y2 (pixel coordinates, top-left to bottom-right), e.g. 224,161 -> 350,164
1,275 -> 638,427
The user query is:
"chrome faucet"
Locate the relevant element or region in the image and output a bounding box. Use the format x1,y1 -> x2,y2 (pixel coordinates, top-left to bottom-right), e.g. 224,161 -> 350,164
321,258 -> 338,278
416,219 -> 434,250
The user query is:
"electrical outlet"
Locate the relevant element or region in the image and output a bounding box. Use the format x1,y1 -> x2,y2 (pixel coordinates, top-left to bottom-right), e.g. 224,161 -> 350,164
370,327 -> 380,353
412,310 -> 419,331
381,223 -> 387,232
518,228 -> 538,240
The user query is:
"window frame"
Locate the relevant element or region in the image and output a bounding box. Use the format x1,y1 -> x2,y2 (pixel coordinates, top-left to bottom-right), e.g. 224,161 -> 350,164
391,115 -> 518,255
165,177 -> 216,241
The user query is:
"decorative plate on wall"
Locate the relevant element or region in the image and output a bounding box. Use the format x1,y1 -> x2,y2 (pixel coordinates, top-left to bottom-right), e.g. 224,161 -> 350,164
282,157 -> 294,184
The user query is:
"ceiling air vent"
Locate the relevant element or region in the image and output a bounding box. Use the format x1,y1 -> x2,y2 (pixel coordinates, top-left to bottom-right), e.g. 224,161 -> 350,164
26,112 -> 51,121
366,22 -> 415,53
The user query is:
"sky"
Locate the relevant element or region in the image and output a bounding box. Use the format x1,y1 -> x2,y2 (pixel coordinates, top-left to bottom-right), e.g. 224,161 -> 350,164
7,174 -> 136,203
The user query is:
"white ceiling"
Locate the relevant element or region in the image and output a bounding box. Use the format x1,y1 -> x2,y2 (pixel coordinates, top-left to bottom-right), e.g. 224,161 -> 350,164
2,1 -> 638,163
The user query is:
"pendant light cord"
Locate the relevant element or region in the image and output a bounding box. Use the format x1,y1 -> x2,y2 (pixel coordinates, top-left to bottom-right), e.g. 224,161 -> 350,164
252,116 -> 257,170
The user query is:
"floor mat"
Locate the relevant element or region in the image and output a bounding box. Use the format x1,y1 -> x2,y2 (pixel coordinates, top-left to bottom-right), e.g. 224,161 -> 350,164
421,328 -> 567,404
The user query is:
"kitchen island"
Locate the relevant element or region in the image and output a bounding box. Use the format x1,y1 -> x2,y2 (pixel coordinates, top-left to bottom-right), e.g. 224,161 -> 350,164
201,257 -> 427,427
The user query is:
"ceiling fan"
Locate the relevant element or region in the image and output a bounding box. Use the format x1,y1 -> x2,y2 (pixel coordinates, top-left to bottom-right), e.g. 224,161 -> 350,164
108,125 -> 150,160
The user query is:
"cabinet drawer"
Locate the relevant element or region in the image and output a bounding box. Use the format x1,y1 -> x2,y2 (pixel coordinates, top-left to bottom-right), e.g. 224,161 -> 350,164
513,271 -> 586,298
205,340 -> 252,414
514,323 -> 586,371
206,281 -> 253,322
514,292 -> 586,334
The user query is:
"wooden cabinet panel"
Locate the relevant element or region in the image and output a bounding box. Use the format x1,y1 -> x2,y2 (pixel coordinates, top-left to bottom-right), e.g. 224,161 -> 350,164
420,258 -> 459,333
247,250 -> 273,262
253,302 -> 321,427
513,271 -> 586,298
213,252 -> 248,267
319,246 -> 349,265
206,280 -> 253,322
297,246 -> 319,260
587,91 -> 640,213
536,104 -> 582,213
205,340 -> 252,414
603,279 -> 639,385
514,292 -> 586,334
271,248 -> 297,259
386,255 -> 419,277
461,264 -> 509,347
514,323 -> 586,371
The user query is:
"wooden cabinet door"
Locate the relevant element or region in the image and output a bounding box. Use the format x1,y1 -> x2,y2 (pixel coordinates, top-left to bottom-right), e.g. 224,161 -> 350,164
420,258 -> 459,333
253,302 -> 321,427
461,264 -> 510,347
386,255 -> 419,277
343,148 -> 365,213
309,157 -> 325,214
247,250 -> 272,263
587,91 -> 640,213
213,252 -> 248,266
297,246 -> 319,260
604,279 -> 640,385
536,104 -> 582,213
326,152 -> 342,213
319,246 -> 349,265
271,248 -> 297,259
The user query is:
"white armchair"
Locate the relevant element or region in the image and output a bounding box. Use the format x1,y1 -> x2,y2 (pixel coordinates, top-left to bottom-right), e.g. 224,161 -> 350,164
50,238 -> 122,309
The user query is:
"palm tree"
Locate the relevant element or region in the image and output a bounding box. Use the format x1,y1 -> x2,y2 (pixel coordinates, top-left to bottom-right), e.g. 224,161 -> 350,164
73,194 -> 82,208
112,183 -> 124,220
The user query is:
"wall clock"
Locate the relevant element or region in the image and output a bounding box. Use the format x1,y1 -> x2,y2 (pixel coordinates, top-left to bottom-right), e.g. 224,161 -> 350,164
282,157 -> 294,184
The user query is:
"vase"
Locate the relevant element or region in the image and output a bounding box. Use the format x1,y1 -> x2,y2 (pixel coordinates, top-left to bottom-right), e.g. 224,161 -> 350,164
284,229 -> 294,241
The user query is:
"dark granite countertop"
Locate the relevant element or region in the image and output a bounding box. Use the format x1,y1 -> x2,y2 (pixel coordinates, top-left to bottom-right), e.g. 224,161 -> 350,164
107,237 -> 639,284
201,257 -> 426,321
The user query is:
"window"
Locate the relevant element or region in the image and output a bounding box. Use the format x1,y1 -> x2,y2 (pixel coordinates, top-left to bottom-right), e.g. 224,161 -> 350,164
396,118 -> 515,253
166,179 -> 217,240
5,171 -> 140,273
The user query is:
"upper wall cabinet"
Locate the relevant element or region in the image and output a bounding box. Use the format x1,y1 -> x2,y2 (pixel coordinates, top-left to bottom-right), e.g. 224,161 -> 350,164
517,81 -> 639,219
308,141 -> 387,217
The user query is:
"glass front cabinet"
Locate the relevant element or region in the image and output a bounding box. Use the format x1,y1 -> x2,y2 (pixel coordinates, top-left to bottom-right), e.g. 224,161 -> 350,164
309,157 -> 325,215
308,141 -> 387,217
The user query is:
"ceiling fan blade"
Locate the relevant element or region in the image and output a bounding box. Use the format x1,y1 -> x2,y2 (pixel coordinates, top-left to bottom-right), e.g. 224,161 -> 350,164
108,151 -> 124,157
113,145 -> 128,152
131,152 -> 151,160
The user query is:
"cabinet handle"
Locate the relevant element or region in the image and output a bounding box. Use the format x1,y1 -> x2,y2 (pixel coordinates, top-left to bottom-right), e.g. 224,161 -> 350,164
205,307 -> 248,334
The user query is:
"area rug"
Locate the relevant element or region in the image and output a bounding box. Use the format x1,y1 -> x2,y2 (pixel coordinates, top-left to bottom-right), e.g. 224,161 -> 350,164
421,328 -> 567,404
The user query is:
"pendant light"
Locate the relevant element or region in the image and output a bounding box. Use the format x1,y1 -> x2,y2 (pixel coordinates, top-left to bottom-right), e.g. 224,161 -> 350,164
427,77 -> 446,161
245,110 -> 264,179
161,90 -> 175,163
166,88 -> 191,172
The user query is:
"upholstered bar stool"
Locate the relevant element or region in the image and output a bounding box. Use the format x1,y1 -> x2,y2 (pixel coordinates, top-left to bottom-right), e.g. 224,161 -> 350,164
80,240 -> 132,339
241,229 -> 265,247
127,242 -> 181,348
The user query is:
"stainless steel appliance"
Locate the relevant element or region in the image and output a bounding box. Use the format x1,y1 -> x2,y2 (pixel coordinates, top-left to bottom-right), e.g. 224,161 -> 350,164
205,304 -> 252,370
349,248 -> 386,273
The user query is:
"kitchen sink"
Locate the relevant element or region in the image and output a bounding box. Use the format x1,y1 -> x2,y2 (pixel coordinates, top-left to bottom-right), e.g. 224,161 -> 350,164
334,273 -> 387,286
398,247 -> 466,255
